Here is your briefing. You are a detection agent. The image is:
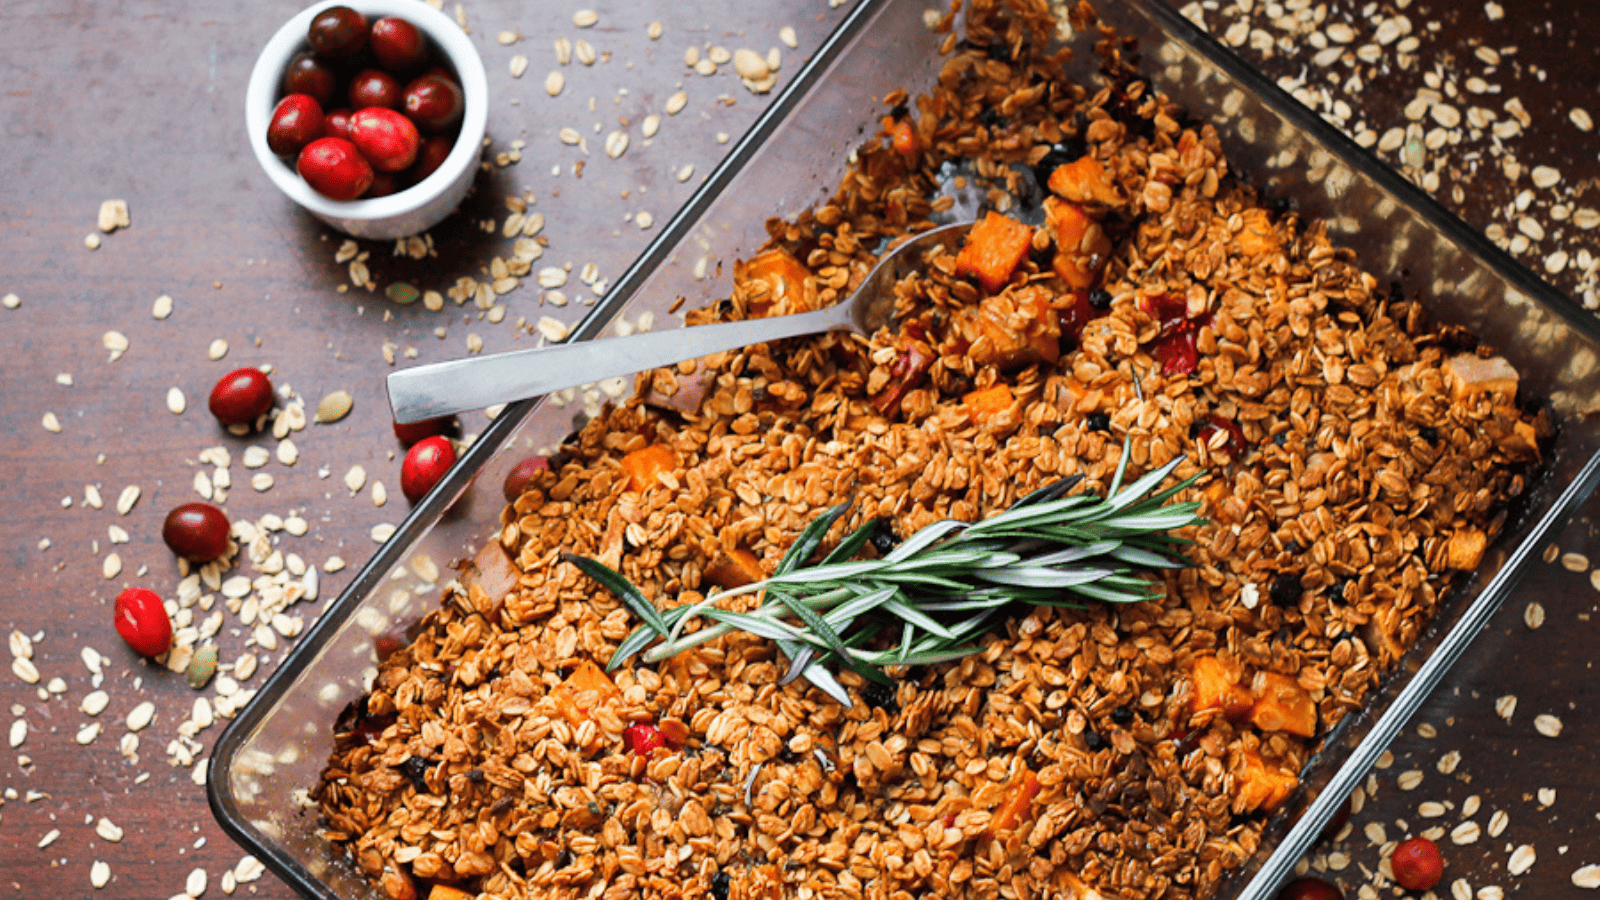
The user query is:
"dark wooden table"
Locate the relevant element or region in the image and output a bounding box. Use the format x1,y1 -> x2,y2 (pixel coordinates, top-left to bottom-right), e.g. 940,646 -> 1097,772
1,1 -> 1595,898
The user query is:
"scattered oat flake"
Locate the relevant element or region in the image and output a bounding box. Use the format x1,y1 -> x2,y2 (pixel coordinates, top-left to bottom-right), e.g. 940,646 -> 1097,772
96,817 -> 124,842
780,26 -> 798,48
497,29 -> 518,44
90,860 -> 111,889
97,199 -> 130,233
1488,809 -> 1510,837
38,828 -> 60,849
371,523 -> 397,543
573,9 -> 597,27
152,295 -> 174,319
536,316 -> 570,342
85,233 -> 102,249
208,339 -> 228,360
637,211 -> 654,230
647,20 -> 662,39
1560,551 -> 1588,572
1535,714 -> 1563,737
544,69 -> 563,94
116,485 -> 140,515
344,465 -> 367,494
42,412 -> 62,433
102,553 -> 122,579
665,91 -> 687,115
1523,601 -> 1545,629
187,867 -> 208,897
126,701 -> 155,731
103,331 -> 129,361
1495,694 -> 1517,720
1573,864 -> 1600,889
574,38 -> 595,65
8,719 -> 25,747
605,130 -> 629,158
1509,844 -> 1536,876
167,387 -> 187,414
2,293 -> 18,309
1451,820 -> 1482,844
1437,749 -> 1461,774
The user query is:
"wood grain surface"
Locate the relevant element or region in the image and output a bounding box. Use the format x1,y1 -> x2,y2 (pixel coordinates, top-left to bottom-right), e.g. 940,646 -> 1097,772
0,1 -> 1596,898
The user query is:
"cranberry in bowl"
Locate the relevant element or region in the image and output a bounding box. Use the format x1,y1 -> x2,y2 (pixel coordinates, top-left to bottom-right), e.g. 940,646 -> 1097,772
245,0 -> 487,240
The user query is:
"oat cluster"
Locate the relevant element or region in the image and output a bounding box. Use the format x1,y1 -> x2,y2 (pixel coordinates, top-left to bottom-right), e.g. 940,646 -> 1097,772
315,2 -> 1543,899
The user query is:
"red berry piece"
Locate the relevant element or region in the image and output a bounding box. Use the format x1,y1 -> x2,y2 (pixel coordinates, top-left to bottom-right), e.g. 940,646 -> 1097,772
401,435 -> 456,503
1391,837 -> 1443,892
208,367 -> 275,426
162,503 -> 232,562
348,68 -> 402,110
369,17 -> 428,73
282,51 -> 337,107
409,134 -> 453,182
392,415 -> 456,446
113,588 -> 173,658
323,107 -> 355,141
502,455 -> 550,502
1276,877 -> 1342,900
1197,414 -> 1248,459
348,107 -> 420,173
1058,289 -> 1097,347
297,136 -> 374,200
401,74 -> 464,133
267,93 -> 325,156
307,5 -> 368,59
622,722 -> 666,756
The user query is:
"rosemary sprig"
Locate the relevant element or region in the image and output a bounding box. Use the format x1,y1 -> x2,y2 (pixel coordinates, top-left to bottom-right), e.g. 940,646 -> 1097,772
573,439 -> 1203,707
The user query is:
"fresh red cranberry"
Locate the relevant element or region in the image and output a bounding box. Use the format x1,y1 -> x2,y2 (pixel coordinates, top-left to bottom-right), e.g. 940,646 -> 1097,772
113,588 -> 173,658
1321,795 -> 1353,842
162,503 -> 232,562
1276,877 -> 1342,900
622,722 -> 667,756
402,74 -> 464,133
370,17 -> 428,73
401,435 -> 456,503
1197,414 -> 1248,459
349,68 -> 402,110
282,52 -> 337,107
502,455 -> 551,502
393,415 -> 456,446
348,107 -> 420,172
322,107 -> 355,141
409,134 -> 453,181
307,5 -> 368,59
1391,837 -> 1443,891
374,631 -> 407,662
267,93 -> 325,156
297,136 -> 374,200
208,367 -> 275,426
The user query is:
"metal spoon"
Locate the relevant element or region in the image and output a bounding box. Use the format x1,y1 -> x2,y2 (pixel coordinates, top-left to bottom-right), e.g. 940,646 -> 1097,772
386,220 -> 974,424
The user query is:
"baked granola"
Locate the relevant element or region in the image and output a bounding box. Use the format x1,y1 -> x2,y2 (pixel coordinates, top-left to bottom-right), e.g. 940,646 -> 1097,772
314,3 -> 1545,899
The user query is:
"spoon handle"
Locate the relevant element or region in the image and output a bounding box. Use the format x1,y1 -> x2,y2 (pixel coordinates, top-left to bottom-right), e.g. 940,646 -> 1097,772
387,304 -> 850,423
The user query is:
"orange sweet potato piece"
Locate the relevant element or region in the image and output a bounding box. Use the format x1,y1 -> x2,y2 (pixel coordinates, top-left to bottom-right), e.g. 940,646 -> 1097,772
1234,207 -> 1281,256
955,211 -> 1034,293
1232,748 -> 1299,814
985,768 -> 1042,840
1190,655 -> 1254,723
1249,671 -> 1318,738
620,444 -> 677,492
961,385 -> 1015,426
427,887 -> 475,900
884,116 -> 919,157
737,248 -> 816,316
1044,196 -> 1111,289
704,547 -> 767,590
1046,155 -> 1123,207
547,660 -> 622,727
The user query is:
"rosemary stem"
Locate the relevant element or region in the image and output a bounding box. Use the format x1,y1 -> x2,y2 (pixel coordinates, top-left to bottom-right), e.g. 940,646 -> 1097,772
643,584 -> 856,662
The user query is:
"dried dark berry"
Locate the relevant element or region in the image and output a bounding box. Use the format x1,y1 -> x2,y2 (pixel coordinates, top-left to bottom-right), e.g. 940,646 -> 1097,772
1088,287 -> 1113,310
1110,705 -> 1134,725
710,870 -> 731,900
555,848 -> 572,869
398,755 -> 430,792
861,680 -> 900,713
888,102 -> 909,120
977,107 -> 1006,130
1083,728 -> 1106,751
1418,424 -> 1440,445
1085,412 -> 1112,432
870,519 -> 900,555
465,768 -> 485,782
1269,571 -> 1304,606
1326,575 -> 1354,604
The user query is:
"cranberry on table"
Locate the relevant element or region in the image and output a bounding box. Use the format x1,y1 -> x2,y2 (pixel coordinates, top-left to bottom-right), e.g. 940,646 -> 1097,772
369,16 -> 427,73
1391,837 -> 1444,891
502,455 -> 550,502
401,435 -> 456,503
348,107 -> 420,172
410,134 -> 453,181
402,74 -> 463,133
322,107 -> 355,142
297,137 -> 374,200
208,367 -> 275,426
162,503 -> 232,562
1276,877 -> 1342,900
348,68 -> 402,110
282,51 -> 337,107
113,588 -> 173,658
307,5 -> 368,59
622,722 -> 666,756
393,415 -> 456,446
267,93 -> 325,156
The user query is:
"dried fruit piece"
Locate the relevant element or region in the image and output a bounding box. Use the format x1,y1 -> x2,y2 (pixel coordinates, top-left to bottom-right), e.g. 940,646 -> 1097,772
622,722 -> 666,756
113,588 -> 172,658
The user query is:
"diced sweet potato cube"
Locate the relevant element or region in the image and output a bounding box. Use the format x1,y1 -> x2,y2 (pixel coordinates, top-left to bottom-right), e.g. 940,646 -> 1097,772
737,248 -> 816,316
961,385 -> 1015,426
884,115 -> 919,157
1445,527 -> 1487,570
620,444 -> 677,492
704,547 -> 767,590
1234,207 -> 1281,256
427,887 -> 475,900
955,211 -> 1035,293
1045,155 -> 1123,207
1043,196 -> 1107,289
1249,671 -> 1318,738
951,285 -> 1061,369
547,660 -> 622,727
1232,748 -> 1299,814
1190,655 -> 1253,722
985,768 -> 1042,840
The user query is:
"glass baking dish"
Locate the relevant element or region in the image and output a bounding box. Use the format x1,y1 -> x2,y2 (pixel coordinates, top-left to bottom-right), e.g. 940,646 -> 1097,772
207,1 -> 1600,898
